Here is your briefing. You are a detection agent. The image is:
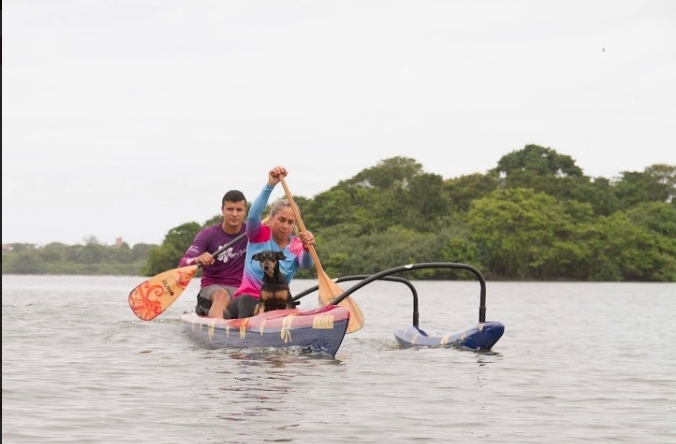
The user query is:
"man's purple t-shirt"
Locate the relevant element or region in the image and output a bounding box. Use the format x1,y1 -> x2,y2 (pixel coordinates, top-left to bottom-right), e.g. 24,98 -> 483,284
178,223 -> 247,288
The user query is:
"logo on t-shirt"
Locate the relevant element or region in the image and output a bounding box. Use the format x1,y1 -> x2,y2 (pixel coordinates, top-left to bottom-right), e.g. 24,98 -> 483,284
217,246 -> 246,264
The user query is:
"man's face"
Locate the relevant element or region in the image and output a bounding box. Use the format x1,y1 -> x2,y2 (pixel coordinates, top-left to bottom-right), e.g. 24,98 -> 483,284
222,201 -> 247,227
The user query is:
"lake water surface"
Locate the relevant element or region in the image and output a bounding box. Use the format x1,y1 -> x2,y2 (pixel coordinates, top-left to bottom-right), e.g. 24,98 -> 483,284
2,275 -> 674,443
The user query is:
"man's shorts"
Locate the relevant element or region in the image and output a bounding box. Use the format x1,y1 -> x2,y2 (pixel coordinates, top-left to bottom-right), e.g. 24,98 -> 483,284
195,284 -> 237,317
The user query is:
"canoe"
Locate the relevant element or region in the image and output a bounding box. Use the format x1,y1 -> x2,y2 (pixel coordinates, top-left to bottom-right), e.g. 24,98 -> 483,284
180,304 -> 349,358
393,322 -> 505,351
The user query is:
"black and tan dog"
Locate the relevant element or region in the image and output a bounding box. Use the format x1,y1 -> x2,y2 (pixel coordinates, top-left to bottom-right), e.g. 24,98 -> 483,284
252,250 -> 294,315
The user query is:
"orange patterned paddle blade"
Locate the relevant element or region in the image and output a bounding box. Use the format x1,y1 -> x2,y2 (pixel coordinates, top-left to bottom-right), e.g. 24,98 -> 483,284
128,265 -> 199,321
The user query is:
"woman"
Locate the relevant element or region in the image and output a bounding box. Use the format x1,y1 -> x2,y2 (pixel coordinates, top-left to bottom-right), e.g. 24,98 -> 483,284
226,166 -> 315,319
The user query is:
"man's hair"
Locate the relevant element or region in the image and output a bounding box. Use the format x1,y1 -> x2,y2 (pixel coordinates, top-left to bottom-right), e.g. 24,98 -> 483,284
222,190 -> 247,207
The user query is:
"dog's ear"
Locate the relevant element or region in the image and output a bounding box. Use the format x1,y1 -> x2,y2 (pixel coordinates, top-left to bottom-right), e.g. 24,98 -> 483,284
276,252 -> 286,260
252,253 -> 261,262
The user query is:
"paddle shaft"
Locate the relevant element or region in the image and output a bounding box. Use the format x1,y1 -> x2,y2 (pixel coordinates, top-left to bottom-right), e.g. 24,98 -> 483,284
278,176 -> 364,333
200,233 -> 244,267
199,216 -> 270,266
277,178 -> 326,274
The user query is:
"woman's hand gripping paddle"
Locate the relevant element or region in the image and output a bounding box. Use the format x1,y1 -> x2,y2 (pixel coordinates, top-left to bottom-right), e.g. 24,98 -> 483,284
279,176 -> 364,333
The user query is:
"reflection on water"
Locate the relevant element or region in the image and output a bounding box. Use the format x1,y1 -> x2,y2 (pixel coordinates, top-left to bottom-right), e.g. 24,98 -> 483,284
227,349 -> 343,366
194,348 -> 347,422
473,349 -> 502,366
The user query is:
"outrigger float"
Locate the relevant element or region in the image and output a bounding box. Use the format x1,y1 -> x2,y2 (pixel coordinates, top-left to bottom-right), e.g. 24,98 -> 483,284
179,262 -> 504,357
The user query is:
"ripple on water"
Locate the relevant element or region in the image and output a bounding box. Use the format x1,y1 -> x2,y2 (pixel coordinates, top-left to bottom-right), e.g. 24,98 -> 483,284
2,277 -> 675,443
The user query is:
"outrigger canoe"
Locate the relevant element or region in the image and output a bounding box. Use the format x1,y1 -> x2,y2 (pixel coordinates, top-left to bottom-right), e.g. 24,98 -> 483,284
131,256 -> 503,357
180,305 -> 350,358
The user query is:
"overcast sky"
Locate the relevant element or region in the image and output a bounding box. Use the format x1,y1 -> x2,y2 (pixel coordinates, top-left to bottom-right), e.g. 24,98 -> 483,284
3,0 -> 675,247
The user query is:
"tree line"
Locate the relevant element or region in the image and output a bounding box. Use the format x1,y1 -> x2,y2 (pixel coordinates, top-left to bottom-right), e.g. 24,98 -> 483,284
3,145 -> 675,281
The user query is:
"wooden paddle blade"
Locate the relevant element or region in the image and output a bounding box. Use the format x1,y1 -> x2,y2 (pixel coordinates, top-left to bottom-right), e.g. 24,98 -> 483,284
342,298 -> 364,333
128,265 -> 198,321
318,272 -> 364,333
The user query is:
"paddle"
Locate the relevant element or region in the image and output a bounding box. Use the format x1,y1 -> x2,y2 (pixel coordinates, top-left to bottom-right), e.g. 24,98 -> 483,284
279,176 -> 364,333
127,217 -> 269,322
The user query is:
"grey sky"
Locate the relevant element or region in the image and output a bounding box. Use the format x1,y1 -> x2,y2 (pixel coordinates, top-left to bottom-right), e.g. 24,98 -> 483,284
3,1 -> 675,246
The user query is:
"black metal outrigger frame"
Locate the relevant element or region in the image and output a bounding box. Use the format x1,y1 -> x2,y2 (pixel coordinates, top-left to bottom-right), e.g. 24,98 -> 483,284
293,262 -> 488,327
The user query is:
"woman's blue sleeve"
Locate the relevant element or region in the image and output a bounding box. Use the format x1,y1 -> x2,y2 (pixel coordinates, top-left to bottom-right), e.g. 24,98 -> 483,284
299,250 -> 314,269
246,184 -> 275,237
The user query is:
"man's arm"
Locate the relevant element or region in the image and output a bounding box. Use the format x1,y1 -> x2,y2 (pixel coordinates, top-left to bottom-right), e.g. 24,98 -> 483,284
178,228 -> 212,267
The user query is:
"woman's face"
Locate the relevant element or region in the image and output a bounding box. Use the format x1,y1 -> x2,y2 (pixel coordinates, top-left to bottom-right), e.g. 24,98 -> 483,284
270,207 -> 296,239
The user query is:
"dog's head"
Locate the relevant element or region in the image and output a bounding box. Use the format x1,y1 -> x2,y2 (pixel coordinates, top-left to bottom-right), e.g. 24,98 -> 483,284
252,250 -> 286,277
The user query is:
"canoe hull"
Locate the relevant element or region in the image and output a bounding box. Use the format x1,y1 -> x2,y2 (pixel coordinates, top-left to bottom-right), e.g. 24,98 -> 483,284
393,321 -> 505,351
180,305 -> 349,358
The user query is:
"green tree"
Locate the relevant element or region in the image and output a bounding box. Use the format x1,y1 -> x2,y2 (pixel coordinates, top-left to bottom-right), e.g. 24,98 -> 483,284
346,156 -> 424,189
444,173 -> 499,212
142,222 -> 201,276
75,243 -> 108,264
109,243 -> 134,264
467,188 -> 592,279
131,243 -> 154,261
39,242 -> 69,263
645,164 -> 676,202
494,144 -> 584,179
306,156 -> 448,235
585,209 -> 676,281
3,249 -> 47,274
402,172 -> 450,231
490,144 -> 621,216
615,164 -> 676,210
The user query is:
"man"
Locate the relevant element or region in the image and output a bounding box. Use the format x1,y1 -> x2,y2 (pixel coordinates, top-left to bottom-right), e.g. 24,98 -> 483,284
178,190 -> 248,318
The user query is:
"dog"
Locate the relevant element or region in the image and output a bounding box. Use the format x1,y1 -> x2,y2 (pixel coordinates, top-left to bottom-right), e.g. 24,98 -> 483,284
252,250 -> 294,315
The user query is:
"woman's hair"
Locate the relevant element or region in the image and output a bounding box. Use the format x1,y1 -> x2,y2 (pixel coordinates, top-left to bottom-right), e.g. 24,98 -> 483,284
268,199 -> 300,235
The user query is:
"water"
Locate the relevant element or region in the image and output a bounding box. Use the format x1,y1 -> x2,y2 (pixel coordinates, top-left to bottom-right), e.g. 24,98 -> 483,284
2,275 -> 675,444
